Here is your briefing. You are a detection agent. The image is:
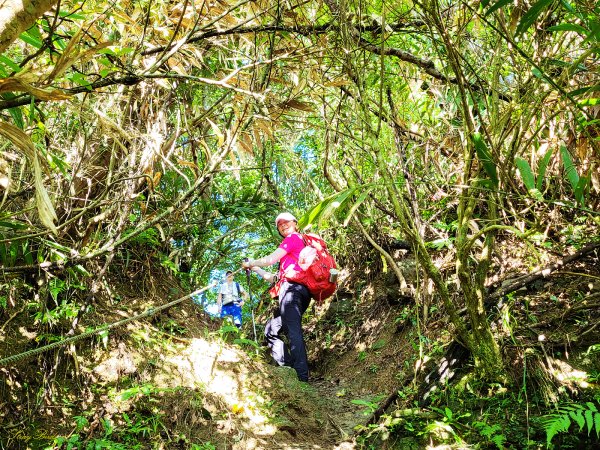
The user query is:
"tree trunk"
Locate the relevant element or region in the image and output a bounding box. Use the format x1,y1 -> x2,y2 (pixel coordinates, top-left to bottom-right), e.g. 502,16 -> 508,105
0,0 -> 59,53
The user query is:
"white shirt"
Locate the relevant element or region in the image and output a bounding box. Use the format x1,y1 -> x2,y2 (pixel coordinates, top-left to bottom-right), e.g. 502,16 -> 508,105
219,281 -> 245,305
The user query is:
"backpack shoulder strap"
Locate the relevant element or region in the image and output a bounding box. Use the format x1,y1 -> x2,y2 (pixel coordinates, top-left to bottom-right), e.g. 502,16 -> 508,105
284,233 -> 307,264
236,282 -> 241,298
300,233 -> 308,246
302,233 -> 323,247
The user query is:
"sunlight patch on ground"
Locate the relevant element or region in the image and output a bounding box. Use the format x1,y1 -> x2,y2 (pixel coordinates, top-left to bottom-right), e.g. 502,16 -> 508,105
157,337 -> 278,436
546,356 -> 590,390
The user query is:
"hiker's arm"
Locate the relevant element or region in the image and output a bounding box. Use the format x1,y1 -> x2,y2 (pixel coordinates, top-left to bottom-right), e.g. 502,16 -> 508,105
251,267 -> 276,283
243,248 -> 286,268
217,292 -> 222,312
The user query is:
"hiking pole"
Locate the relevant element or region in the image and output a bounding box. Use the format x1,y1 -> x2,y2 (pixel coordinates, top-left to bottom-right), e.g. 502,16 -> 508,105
244,258 -> 258,348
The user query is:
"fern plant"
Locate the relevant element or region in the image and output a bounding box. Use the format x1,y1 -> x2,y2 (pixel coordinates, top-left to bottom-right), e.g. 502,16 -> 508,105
542,401 -> 600,448
473,421 -> 506,449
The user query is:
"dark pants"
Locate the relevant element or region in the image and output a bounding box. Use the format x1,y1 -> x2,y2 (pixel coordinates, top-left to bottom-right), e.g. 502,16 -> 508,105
264,281 -> 311,381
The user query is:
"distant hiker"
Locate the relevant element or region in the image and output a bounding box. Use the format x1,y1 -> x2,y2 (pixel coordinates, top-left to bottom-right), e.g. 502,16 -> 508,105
217,270 -> 248,328
242,212 -> 311,382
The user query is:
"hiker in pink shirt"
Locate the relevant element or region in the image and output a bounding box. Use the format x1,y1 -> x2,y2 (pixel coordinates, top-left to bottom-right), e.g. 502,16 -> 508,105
242,212 -> 311,382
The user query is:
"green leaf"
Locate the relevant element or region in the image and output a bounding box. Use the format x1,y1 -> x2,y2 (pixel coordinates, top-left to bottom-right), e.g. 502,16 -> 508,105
19,31 -> 43,49
302,197 -> 334,229
547,23 -> 588,34
546,58 -> 586,73
0,220 -> 29,230
569,85 -> 600,97
99,68 -> 113,78
574,175 -> 589,205
300,184 -> 375,229
9,241 -> 18,264
585,409 -> 594,435
41,239 -> 72,252
577,98 -> 600,107
350,399 -> 376,407
546,58 -> 576,68
8,107 -> 24,129
559,0 -> 575,14
426,238 -> 454,250
515,0 -> 553,36
233,338 -> 259,348
220,324 -> 238,334
515,157 -> 535,191
445,407 -> 453,420
49,279 -> 65,302
484,0 -> 513,16
58,10 -> 87,20
536,147 -> 554,191
371,339 -> 386,350
569,409 -> 585,431
532,67 -> 550,83
73,264 -> 91,276
67,72 -> 92,90
492,434 -> 507,448
0,55 -> 22,73
559,145 -> 579,192
27,24 -> 42,39
582,21 -> 600,46
545,414 -> 570,446
53,37 -> 68,52
343,185 -> 374,227
595,412 -> 600,438
98,48 -> 117,56
318,187 -> 360,226
28,96 -> 35,120
472,133 -> 498,188
516,157 -> 544,200
24,250 -> 33,265
48,152 -> 70,175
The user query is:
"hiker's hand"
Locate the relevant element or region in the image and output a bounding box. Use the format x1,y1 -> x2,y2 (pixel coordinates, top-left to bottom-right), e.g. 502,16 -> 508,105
251,267 -> 275,283
242,260 -> 253,269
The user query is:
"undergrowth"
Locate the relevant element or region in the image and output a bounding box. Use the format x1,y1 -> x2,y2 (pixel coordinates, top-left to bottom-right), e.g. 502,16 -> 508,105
542,400 -> 600,448
355,373 -> 600,449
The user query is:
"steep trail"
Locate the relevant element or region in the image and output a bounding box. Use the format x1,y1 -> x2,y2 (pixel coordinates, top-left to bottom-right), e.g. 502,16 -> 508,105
309,378 -> 371,443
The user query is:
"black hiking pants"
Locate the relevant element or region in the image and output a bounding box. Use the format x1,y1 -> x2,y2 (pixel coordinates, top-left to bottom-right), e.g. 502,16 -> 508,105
264,281 -> 311,381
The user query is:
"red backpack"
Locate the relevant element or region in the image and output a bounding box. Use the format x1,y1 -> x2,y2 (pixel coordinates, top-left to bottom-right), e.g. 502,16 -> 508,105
271,233 -> 338,303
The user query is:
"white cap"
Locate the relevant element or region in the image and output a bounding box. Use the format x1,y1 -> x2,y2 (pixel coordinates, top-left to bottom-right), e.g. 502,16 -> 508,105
275,212 -> 297,227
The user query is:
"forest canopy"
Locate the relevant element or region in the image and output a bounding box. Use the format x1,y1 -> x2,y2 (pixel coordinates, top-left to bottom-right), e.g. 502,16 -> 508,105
0,0 -> 599,448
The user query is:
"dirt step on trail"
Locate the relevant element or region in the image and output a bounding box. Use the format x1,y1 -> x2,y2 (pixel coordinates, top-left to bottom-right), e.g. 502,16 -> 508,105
277,374 -> 381,449
316,379 -> 368,435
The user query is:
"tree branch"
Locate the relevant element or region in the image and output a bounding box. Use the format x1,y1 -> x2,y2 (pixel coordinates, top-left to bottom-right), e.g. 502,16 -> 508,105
489,241 -> 600,300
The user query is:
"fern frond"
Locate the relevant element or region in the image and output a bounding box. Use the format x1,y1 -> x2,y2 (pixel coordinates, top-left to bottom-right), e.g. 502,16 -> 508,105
569,407 -> 585,431
491,433 -> 507,449
585,409 -> 594,436
543,413 -> 570,447
543,401 -> 600,447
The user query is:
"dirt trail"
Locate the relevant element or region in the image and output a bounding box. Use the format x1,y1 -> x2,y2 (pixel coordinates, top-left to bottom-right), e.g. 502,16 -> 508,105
279,378 -> 375,448
310,378 -> 371,442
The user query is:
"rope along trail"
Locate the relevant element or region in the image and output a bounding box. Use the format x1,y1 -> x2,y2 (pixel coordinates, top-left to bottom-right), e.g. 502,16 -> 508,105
0,268 -> 246,367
